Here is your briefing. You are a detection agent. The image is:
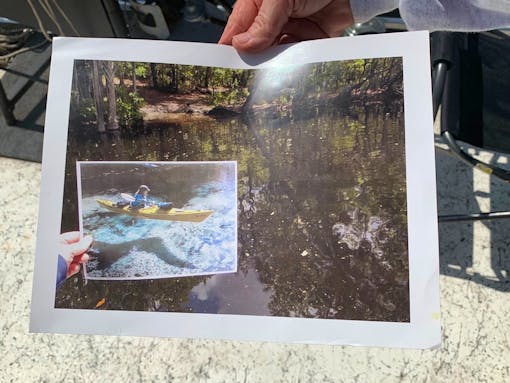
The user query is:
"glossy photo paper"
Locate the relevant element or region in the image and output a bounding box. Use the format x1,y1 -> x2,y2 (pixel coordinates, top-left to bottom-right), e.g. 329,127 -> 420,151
30,32 -> 440,348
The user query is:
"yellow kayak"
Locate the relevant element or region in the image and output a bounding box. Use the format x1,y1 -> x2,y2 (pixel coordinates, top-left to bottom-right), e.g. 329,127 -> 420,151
96,199 -> 213,223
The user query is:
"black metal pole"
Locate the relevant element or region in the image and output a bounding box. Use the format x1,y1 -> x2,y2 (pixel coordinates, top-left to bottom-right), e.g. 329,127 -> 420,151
101,0 -> 129,38
0,82 -> 16,126
438,211 -> 510,222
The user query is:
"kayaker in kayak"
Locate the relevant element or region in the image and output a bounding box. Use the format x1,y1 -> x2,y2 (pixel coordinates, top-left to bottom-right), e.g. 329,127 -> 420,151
114,185 -> 175,212
131,184 -> 151,209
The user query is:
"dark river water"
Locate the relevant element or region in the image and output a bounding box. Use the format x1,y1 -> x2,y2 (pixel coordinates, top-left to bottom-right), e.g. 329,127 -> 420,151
57,102 -> 409,322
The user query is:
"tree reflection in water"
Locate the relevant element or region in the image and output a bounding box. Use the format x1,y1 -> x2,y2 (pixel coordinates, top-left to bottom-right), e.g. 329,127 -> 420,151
57,58 -> 409,322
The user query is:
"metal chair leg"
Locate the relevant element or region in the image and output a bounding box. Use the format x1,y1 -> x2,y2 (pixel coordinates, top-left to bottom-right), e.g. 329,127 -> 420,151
0,82 -> 16,125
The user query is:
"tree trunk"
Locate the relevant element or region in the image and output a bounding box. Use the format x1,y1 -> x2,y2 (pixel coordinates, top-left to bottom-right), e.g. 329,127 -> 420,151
150,63 -> 158,88
92,61 -> 106,133
132,62 -> 137,93
119,70 -> 125,86
104,61 -> 119,131
174,66 -> 178,92
204,67 -> 211,88
169,65 -> 178,93
242,78 -> 256,113
72,67 -> 81,107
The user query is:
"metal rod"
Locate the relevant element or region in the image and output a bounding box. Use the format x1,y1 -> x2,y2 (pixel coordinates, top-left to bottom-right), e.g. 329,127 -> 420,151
101,0 -> 129,38
443,131 -> 510,183
0,82 -> 16,125
439,211 -> 510,222
432,62 -> 447,119
216,0 -> 233,13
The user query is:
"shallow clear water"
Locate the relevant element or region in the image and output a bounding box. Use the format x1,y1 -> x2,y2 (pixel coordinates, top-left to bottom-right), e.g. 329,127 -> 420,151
80,166 -> 237,279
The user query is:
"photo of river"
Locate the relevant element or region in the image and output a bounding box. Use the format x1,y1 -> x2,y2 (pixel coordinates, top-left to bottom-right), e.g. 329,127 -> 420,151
77,162 -> 237,279
56,57 -> 410,322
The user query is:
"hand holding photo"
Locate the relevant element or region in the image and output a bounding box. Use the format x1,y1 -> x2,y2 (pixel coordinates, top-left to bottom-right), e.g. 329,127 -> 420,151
56,231 -> 92,288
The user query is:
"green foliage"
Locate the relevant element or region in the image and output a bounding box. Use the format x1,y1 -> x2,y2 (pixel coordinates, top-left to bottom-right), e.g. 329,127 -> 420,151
134,64 -> 148,79
210,86 -> 247,106
115,86 -> 145,128
72,95 -> 97,121
146,64 -> 254,105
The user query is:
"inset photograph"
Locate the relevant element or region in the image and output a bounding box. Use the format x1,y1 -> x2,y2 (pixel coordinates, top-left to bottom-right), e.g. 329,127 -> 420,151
76,161 -> 237,280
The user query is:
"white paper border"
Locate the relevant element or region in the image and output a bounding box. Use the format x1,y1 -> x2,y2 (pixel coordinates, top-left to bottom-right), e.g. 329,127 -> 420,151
76,160 -> 238,280
30,32 -> 440,348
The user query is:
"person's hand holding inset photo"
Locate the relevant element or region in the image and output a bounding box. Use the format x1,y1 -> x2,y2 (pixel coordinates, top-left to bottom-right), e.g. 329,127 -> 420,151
56,231 -> 93,287
219,0 -> 354,52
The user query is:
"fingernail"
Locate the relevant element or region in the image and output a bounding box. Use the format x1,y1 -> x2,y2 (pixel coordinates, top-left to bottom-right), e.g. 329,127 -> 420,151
233,32 -> 252,45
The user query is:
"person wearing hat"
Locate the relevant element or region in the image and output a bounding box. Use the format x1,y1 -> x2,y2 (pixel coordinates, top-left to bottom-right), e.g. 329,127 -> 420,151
131,184 -> 151,209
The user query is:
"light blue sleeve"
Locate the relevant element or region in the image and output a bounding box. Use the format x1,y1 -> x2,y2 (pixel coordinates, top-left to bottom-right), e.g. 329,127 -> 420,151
400,0 -> 510,31
350,0 -> 399,24
350,0 -> 510,31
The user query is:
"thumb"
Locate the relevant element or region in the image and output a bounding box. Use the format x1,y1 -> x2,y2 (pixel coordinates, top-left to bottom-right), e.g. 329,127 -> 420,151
68,235 -> 93,257
232,0 -> 292,52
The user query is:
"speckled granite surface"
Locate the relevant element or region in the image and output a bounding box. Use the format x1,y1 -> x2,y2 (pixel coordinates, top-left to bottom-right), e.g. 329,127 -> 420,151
1,148 -> 509,382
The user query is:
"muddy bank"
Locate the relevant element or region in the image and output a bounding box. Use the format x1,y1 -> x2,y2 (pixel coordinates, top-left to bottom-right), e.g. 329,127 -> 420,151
139,86 -> 243,122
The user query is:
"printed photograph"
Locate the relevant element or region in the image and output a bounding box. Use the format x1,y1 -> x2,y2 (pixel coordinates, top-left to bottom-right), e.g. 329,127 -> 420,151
76,161 -> 237,280
56,57 -> 409,322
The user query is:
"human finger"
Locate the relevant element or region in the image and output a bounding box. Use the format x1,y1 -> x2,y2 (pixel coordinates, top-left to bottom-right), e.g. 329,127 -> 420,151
219,0 -> 260,45
278,34 -> 301,45
67,235 -> 93,257
60,231 -> 81,244
232,0 -> 292,52
306,1 -> 354,38
280,18 -> 329,42
72,252 -> 90,265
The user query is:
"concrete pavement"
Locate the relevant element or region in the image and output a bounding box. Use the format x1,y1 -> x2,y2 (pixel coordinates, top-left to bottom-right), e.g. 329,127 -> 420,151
1,141 -> 509,382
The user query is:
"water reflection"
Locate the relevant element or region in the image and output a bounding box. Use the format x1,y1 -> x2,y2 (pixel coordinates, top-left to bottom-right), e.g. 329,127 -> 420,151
57,102 -> 409,322
186,270 -> 272,315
